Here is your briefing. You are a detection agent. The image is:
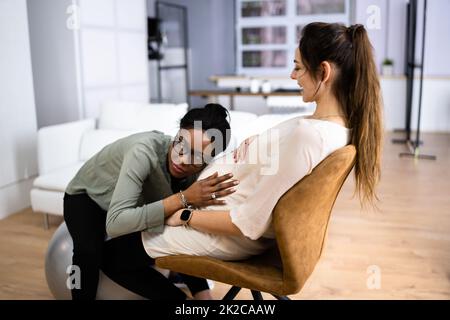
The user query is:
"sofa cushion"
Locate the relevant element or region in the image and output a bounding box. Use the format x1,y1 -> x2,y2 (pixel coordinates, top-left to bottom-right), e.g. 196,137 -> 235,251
30,188 -> 65,216
79,129 -> 138,162
33,162 -> 85,192
97,100 -> 147,130
134,104 -> 187,137
98,100 -> 188,137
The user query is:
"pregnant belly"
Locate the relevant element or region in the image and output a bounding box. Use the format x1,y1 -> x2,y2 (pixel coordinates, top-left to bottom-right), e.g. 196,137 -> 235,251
199,152 -> 259,211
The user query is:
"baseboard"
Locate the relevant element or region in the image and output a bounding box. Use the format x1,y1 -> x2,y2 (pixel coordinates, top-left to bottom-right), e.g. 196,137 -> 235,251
0,178 -> 35,219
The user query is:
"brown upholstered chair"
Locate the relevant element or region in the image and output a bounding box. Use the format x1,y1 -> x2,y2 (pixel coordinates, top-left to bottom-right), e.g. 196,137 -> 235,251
156,145 -> 357,300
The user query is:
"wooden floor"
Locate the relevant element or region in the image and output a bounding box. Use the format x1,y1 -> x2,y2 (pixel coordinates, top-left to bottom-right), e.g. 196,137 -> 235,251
1,131 -> 449,300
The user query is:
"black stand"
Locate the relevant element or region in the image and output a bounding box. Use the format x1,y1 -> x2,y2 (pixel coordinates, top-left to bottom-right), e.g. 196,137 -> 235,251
392,0 -> 417,141
392,0 -> 436,160
155,1 -> 190,106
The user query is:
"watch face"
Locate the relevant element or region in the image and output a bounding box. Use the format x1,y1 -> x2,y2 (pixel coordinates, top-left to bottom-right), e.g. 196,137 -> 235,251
180,209 -> 191,221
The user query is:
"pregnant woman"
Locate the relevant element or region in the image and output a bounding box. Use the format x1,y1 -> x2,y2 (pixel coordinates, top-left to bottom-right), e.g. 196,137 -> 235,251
103,22 -> 383,298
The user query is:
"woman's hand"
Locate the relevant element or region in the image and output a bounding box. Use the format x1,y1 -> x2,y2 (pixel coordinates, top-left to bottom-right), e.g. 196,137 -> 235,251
165,209 -> 183,227
182,172 -> 239,208
233,135 -> 257,163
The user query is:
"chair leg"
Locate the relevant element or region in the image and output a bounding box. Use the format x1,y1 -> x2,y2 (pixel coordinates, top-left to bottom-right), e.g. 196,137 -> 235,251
43,213 -> 49,230
251,290 -> 264,300
222,286 -> 241,300
223,286 -> 286,300
272,294 -> 290,300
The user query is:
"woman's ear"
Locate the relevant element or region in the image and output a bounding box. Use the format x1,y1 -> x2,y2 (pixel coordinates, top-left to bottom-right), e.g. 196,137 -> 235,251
321,61 -> 332,84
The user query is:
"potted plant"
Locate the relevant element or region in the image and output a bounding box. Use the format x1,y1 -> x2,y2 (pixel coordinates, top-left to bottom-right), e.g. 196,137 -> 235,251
382,58 -> 394,76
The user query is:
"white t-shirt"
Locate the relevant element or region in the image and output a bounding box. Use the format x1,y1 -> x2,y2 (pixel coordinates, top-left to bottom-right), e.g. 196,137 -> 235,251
142,116 -> 351,261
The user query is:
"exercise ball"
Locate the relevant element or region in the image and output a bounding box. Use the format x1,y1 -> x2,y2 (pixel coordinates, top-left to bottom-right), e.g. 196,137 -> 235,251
45,222 -> 146,300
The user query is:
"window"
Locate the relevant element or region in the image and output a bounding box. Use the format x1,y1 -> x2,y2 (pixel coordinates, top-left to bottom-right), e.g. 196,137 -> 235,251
236,0 -> 351,76
297,0 -> 346,15
243,50 -> 287,67
242,26 -> 287,45
241,0 -> 287,17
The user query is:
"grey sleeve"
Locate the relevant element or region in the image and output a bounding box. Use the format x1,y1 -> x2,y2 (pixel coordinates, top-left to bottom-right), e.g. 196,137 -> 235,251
106,145 -> 165,238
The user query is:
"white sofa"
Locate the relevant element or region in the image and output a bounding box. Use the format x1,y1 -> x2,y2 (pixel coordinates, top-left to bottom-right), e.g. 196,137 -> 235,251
31,100 -> 311,227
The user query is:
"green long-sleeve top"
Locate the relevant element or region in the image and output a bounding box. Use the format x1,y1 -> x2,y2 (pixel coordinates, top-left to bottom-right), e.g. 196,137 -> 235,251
65,131 -> 196,238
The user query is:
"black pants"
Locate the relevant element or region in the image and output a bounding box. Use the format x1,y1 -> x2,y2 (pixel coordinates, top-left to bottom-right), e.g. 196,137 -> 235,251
101,231 -> 210,300
63,193 -> 209,300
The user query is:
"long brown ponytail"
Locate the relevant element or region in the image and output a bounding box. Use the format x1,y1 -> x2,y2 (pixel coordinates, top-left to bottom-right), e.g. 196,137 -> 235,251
299,23 -> 383,209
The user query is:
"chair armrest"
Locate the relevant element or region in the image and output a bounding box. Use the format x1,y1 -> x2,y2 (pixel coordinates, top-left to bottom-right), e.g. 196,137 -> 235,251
37,119 -> 95,174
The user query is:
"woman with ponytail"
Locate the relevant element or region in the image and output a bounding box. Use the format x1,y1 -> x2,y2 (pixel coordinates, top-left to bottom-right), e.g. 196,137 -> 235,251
294,22 -> 383,208
64,103 -> 235,300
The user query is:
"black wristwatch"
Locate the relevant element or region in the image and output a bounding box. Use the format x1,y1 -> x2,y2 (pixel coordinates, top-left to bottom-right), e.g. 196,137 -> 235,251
180,209 -> 193,226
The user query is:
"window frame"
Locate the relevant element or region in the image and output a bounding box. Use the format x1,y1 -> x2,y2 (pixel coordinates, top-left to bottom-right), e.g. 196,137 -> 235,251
236,0 -> 352,76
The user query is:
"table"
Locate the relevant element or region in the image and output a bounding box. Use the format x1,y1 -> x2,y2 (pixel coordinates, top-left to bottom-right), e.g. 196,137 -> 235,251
189,89 -> 302,110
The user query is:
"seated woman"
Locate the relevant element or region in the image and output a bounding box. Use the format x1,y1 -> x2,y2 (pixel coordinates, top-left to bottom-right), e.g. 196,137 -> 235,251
141,22 -> 382,261
103,22 -> 382,298
143,109 -> 351,260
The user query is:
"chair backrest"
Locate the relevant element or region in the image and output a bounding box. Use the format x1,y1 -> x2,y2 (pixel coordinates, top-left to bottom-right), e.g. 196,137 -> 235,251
272,145 -> 356,294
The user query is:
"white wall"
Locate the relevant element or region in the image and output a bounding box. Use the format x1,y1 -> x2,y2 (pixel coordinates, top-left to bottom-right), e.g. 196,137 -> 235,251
409,78 -> 450,133
0,0 -> 38,219
380,77 -> 450,133
27,0 -> 81,128
79,0 -> 149,118
28,0 -> 150,126
355,0 -> 450,76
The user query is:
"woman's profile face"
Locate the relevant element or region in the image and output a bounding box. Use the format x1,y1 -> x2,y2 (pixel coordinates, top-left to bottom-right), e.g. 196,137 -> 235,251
290,48 -> 318,103
167,128 -> 213,179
